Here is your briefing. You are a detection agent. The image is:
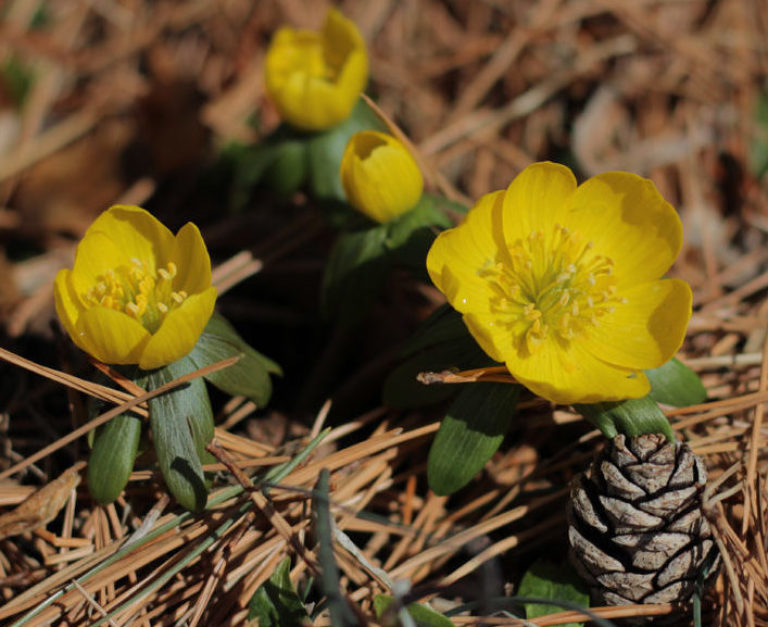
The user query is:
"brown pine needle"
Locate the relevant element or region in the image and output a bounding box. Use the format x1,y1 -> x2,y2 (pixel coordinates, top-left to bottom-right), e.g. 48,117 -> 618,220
0,356 -> 239,481
417,365 -> 517,385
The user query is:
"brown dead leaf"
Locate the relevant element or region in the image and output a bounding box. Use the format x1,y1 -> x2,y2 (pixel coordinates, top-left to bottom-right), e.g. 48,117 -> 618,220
0,461 -> 85,540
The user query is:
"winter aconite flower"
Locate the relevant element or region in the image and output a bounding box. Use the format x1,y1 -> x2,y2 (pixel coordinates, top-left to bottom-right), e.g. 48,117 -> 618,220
340,130 -> 424,223
426,162 -> 692,404
265,8 -> 368,131
54,205 -> 217,370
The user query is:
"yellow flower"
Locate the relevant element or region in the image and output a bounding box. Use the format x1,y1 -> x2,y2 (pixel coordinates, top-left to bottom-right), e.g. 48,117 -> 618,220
265,8 -> 368,131
426,162 -> 692,404
340,130 -> 424,222
54,205 -> 217,370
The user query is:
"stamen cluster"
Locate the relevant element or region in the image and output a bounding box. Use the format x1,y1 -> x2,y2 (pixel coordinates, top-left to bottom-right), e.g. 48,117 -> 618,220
481,225 -> 623,356
85,260 -> 188,334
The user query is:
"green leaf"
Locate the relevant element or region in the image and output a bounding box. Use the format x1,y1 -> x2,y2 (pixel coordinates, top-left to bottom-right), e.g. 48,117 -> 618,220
383,196 -> 455,277
88,413 -> 141,504
518,559 -> 589,626
188,312 -> 279,406
374,594 -> 453,627
646,358 -> 706,407
146,359 -> 214,511
307,98 -> 386,201
261,138 -> 309,196
247,557 -> 309,626
321,225 -> 390,324
224,129 -> 309,210
428,383 -> 520,495
383,335 -> 493,409
575,394 -> 675,441
397,304 -> 469,358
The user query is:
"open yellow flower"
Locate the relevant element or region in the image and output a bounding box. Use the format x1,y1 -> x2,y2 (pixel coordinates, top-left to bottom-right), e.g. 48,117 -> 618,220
54,205 -> 217,370
340,130 -> 424,223
265,8 -> 368,131
426,162 -> 692,404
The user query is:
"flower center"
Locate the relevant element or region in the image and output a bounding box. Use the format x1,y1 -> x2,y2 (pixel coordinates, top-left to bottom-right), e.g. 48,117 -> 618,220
479,225 -> 623,356
85,259 -> 188,334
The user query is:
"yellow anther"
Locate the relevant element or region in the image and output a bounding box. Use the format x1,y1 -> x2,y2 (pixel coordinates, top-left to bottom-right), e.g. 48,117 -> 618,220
125,302 -> 140,318
525,308 -> 542,321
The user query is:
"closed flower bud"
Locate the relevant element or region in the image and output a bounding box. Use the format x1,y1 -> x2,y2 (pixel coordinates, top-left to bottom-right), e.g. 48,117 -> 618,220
340,130 -> 424,223
265,8 -> 368,131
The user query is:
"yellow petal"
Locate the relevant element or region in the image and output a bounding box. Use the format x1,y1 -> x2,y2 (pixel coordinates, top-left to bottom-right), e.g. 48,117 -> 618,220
322,7 -> 366,72
583,279 -> 692,370
171,223 -> 212,295
564,172 -> 682,287
86,205 -> 175,276
340,131 -> 423,222
323,8 -> 368,98
139,287 -> 217,370
426,191 -> 505,312
505,338 -> 650,404
501,162 -> 577,244
265,28 -> 323,94
70,230 -> 135,288
53,269 -> 83,341
462,311 -> 509,363
75,307 -> 151,365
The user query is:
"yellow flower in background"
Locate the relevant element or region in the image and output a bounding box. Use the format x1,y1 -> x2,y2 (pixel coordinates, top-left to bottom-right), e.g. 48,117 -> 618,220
340,130 -> 424,223
54,206 -> 217,370
426,162 -> 692,404
265,8 -> 368,131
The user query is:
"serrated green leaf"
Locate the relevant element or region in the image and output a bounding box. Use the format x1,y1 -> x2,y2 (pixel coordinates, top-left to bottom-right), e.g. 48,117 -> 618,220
383,335 -> 493,410
374,594 -> 453,627
575,394 -> 675,441
307,98 -> 386,201
188,313 -> 279,406
88,413 -> 141,504
428,383 -> 520,495
146,360 -> 214,511
321,225 -> 390,324
518,559 -> 589,626
247,557 -> 309,626
646,358 -> 706,407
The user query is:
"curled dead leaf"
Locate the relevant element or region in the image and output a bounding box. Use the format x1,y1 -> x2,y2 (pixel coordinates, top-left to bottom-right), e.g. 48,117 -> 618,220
0,461 -> 86,540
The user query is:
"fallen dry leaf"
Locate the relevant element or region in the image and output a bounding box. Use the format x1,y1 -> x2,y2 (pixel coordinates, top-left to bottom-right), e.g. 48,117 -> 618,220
0,461 -> 85,540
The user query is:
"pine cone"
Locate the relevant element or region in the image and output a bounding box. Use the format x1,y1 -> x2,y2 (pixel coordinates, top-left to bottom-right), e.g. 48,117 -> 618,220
567,434 -> 719,605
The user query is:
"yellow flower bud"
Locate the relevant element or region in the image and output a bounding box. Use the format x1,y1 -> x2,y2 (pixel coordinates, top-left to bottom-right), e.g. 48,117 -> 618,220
265,8 -> 368,131
340,131 -> 424,223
